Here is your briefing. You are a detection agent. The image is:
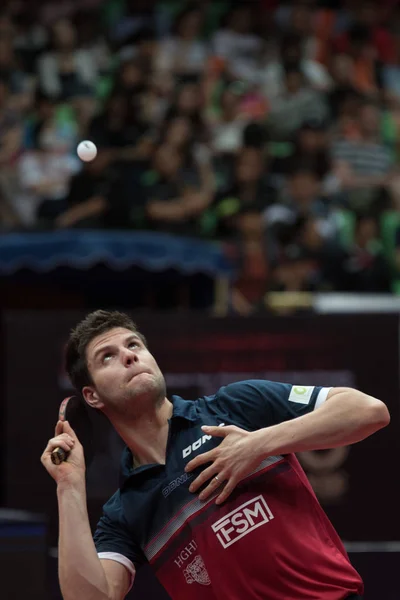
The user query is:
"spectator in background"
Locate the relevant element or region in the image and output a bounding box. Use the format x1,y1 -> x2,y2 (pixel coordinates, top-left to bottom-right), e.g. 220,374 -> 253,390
158,114 -> 212,178
265,165 -> 336,248
159,115 -> 194,153
269,214 -> 347,293
37,17 -> 98,100
296,215 -> 348,290
158,113 -> 215,201
144,143 -> 212,236
0,36 -> 34,112
55,149 -> 117,229
329,86 -> 364,140
272,119 -> 331,183
111,0 -> 157,48
333,0 -> 395,66
263,164 -> 337,278
112,58 -> 148,109
342,214 -> 392,292
24,89 -> 77,153
112,57 -> 158,116
16,118 -> 80,227
382,27 -> 400,108
262,33 -> 333,103
217,146 -> 274,315
0,181 -> 21,230
212,3 -> 262,84
331,24 -> 380,97
267,64 -> 329,141
0,76 -> 23,224
88,90 -> 153,168
230,210 -> 271,316
211,146 -> 275,240
0,76 -> 22,168
166,81 -> 208,143
73,9 -> 112,79
331,99 -> 395,214
155,5 -> 207,80
38,0 -> 105,28
275,0 -> 320,61
209,83 -> 250,155
118,27 -> 158,73
11,8 -> 48,75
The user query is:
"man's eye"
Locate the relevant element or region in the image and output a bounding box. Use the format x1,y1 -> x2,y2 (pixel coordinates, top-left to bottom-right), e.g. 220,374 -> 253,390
129,342 -> 138,349
103,353 -> 113,362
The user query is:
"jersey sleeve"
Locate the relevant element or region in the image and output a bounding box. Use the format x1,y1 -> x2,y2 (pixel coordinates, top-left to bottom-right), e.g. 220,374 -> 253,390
211,380 -> 332,431
93,490 -> 147,581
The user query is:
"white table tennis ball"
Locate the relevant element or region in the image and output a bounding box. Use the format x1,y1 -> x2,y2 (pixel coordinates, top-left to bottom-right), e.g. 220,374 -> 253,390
77,140 -> 97,162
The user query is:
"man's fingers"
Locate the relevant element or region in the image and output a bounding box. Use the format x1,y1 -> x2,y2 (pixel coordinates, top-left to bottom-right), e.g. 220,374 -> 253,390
198,476 -> 224,502
201,425 -> 229,437
215,479 -> 236,505
185,449 -> 216,473
189,464 -> 219,493
55,420 -> 78,440
198,471 -> 227,502
62,421 -> 78,439
45,434 -> 75,455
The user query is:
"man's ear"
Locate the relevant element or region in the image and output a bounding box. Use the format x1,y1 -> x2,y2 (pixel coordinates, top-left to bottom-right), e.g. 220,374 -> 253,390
82,386 -> 105,410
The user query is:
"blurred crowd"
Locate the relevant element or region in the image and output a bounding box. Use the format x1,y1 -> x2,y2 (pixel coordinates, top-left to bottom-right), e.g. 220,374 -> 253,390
1,0 -> 400,311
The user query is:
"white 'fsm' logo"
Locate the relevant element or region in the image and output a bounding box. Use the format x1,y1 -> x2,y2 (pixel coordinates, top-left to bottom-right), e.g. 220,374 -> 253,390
212,495 -> 274,548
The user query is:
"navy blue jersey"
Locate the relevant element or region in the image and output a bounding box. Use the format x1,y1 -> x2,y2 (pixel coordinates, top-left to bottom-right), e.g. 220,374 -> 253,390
94,380 -> 363,600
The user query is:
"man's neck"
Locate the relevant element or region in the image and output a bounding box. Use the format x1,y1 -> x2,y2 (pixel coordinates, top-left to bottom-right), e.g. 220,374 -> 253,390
112,398 -> 174,467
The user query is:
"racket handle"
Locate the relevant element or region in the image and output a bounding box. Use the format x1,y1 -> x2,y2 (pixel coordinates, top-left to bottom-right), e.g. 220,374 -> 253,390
51,447 -> 69,465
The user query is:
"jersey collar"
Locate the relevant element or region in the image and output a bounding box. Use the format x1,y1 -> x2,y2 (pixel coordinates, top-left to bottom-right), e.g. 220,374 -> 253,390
169,394 -> 198,422
119,394 -> 198,484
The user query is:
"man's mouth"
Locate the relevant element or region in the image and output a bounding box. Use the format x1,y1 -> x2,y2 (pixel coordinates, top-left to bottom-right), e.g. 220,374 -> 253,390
128,370 -> 151,382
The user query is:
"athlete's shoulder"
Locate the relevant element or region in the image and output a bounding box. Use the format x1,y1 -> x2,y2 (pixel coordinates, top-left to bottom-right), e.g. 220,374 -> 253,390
217,379 -> 291,398
102,488 -> 123,517
196,380 -> 284,425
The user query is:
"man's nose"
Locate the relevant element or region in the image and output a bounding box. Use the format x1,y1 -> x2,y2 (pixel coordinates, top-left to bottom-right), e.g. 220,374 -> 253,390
122,348 -> 138,366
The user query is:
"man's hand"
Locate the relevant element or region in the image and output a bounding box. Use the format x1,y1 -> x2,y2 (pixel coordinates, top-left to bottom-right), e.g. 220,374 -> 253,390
185,425 -> 265,505
41,420 -> 85,486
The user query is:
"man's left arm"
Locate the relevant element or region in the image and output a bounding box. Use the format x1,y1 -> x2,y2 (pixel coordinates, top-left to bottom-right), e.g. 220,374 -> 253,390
186,387 -> 390,504
257,387 -> 390,455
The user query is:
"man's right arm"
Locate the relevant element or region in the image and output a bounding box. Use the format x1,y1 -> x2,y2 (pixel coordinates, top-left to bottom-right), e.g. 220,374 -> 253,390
57,480 -> 132,600
41,421 -> 133,600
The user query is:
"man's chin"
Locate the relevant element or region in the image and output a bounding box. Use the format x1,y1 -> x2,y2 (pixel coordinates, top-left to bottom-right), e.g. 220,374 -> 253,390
122,377 -> 166,411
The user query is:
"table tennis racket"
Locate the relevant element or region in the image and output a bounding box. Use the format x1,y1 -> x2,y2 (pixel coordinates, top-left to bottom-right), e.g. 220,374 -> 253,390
51,396 -> 94,468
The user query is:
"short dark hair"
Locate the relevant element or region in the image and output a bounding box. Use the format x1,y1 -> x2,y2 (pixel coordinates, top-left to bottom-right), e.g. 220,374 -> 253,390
65,310 -> 147,393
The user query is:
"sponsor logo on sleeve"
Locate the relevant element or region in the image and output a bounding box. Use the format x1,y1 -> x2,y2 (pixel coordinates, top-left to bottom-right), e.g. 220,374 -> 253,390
288,385 -> 315,405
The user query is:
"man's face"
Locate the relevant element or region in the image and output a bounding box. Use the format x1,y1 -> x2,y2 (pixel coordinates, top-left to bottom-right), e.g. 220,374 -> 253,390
84,327 -> 166,416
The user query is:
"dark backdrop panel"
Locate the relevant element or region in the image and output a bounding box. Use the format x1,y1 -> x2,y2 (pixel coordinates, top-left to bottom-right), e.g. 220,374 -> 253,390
3,311 -> 400,599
